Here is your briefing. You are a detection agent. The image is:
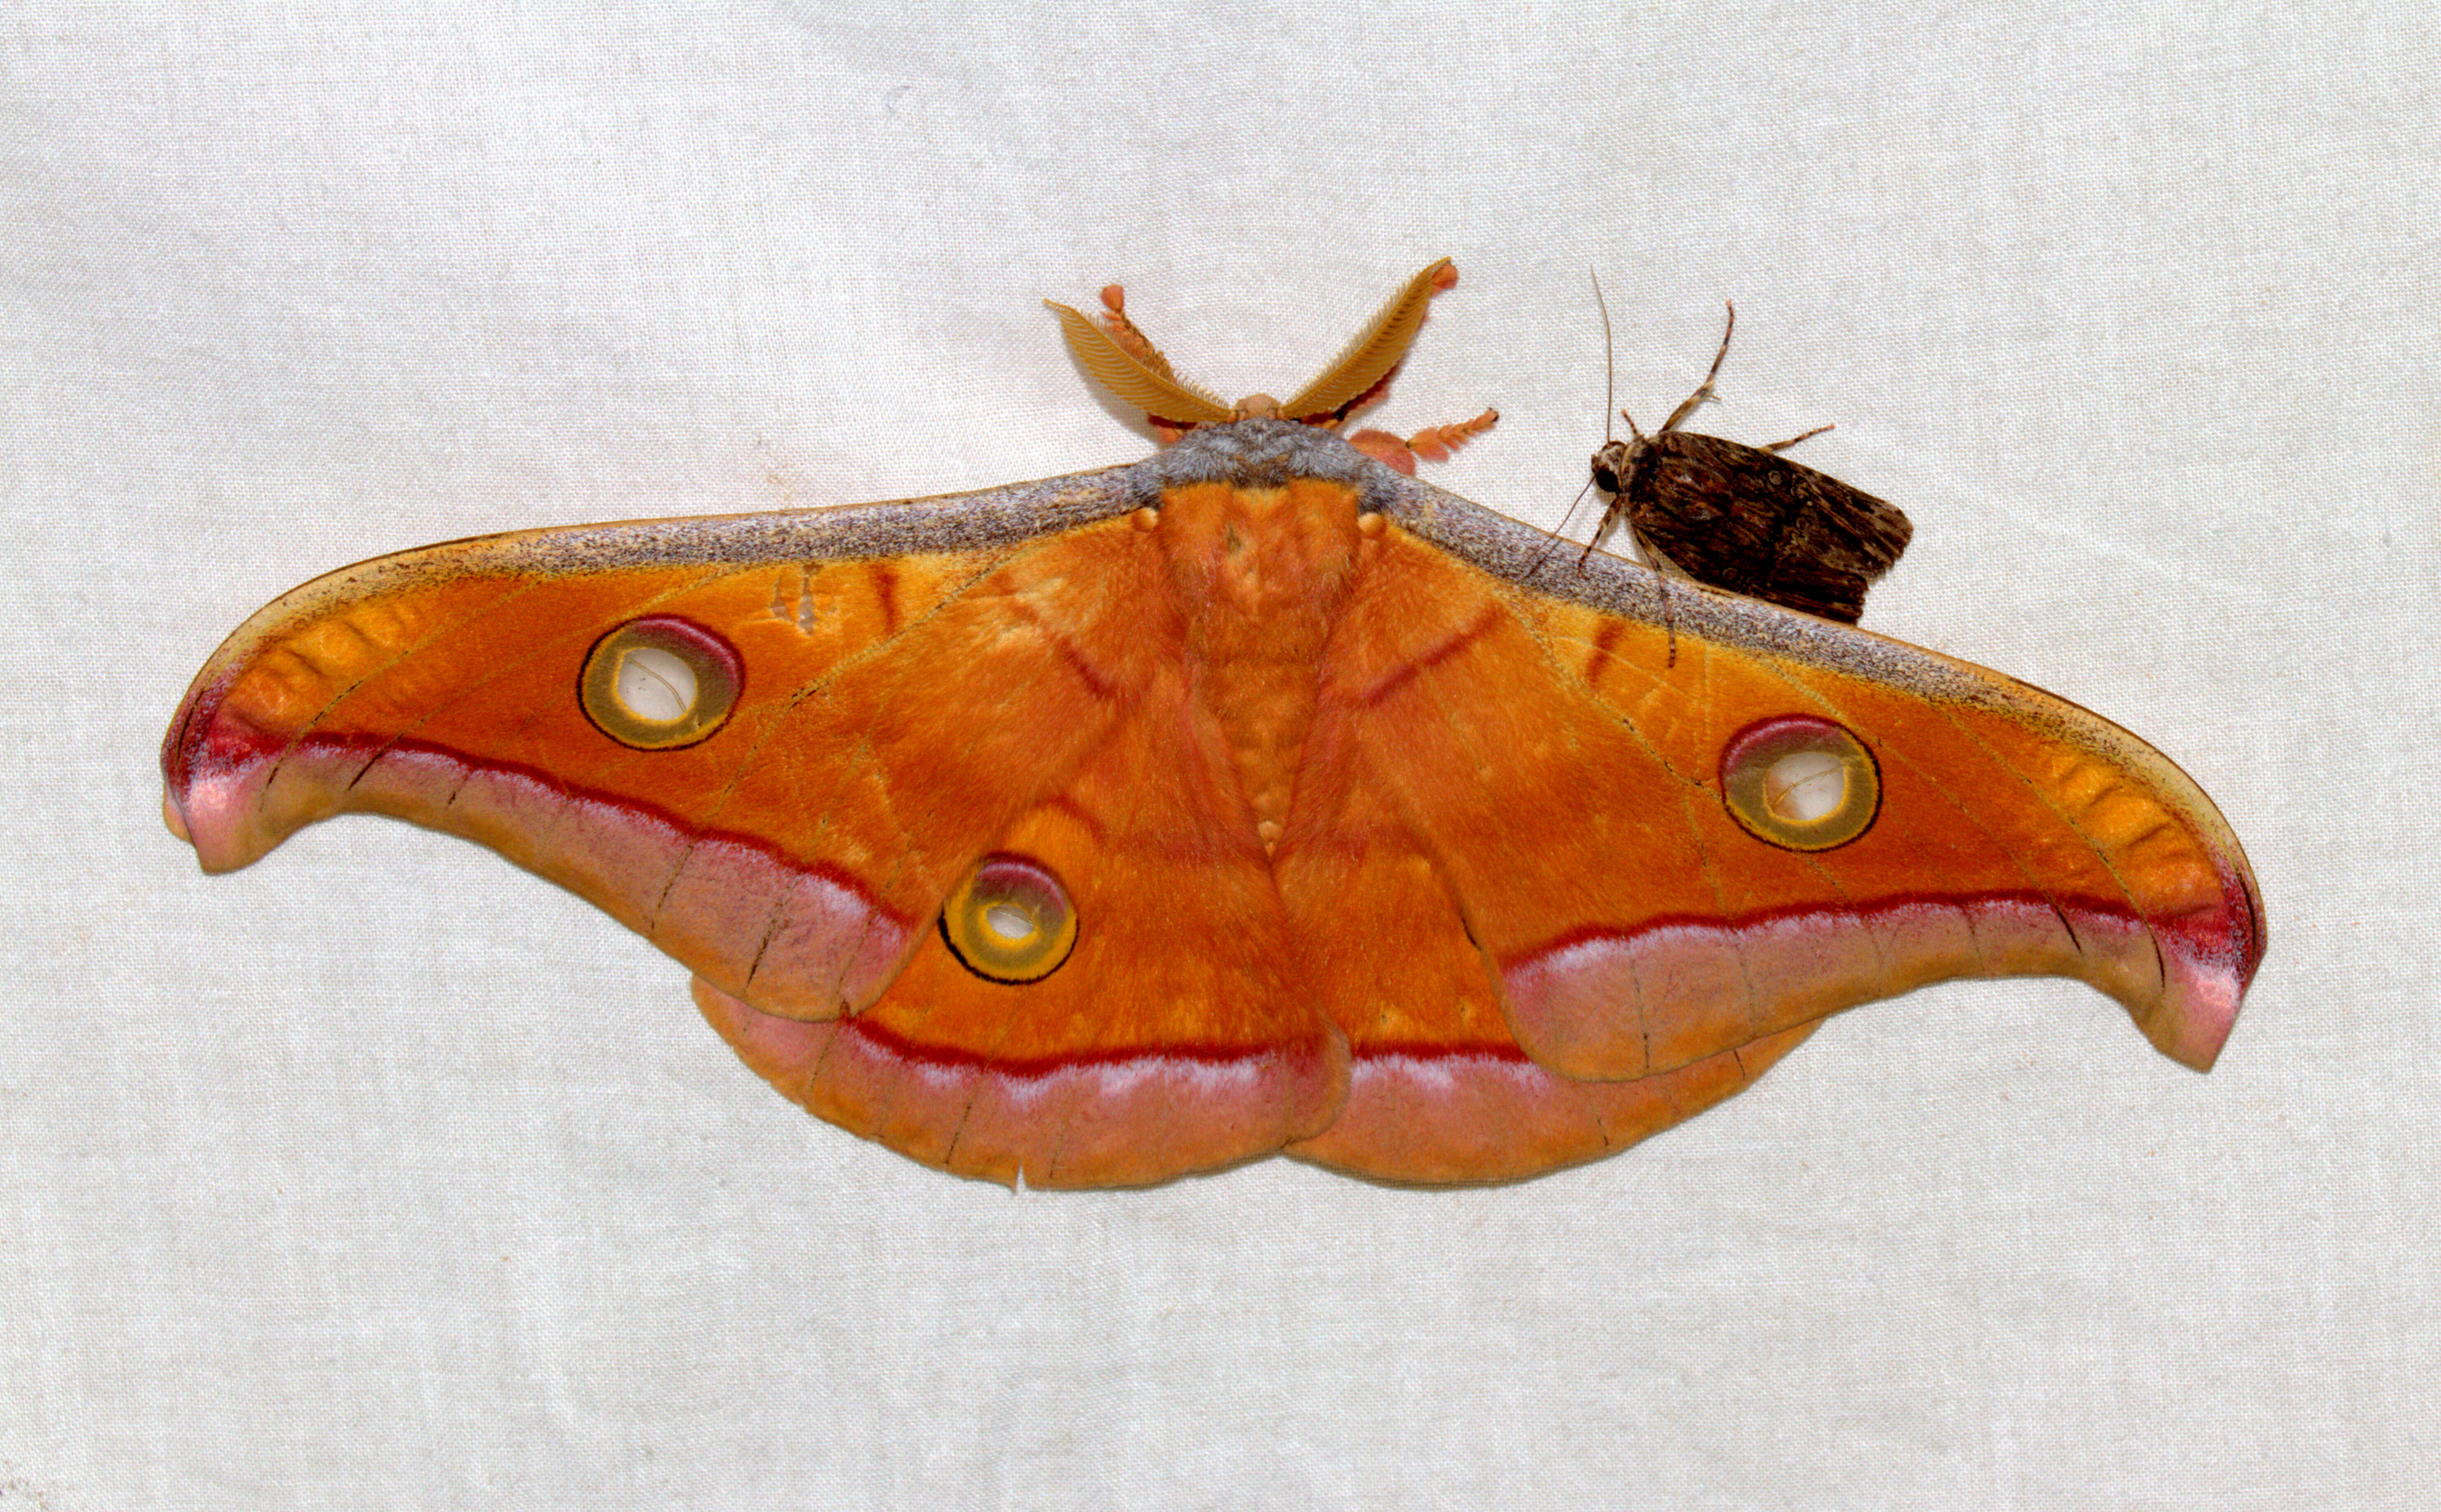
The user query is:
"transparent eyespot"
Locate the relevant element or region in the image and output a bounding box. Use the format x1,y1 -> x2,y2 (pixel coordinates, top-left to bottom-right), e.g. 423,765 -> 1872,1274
1719,715 -> 1880,851
578,617 -> 742,750
940,854 -> 1079,983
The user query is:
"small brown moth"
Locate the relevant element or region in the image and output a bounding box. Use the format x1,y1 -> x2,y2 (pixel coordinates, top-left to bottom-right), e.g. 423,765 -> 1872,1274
1588,300 -> 1911,624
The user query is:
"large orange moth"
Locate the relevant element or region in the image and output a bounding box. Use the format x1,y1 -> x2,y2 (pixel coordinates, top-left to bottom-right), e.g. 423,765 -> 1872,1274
163,262 -> 2262,1186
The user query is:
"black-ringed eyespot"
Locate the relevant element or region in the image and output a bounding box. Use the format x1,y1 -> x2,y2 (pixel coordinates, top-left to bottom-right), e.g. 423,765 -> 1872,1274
1720,715 -> 1881,851
940,854 -> 1079,984
578,617 -> 742,750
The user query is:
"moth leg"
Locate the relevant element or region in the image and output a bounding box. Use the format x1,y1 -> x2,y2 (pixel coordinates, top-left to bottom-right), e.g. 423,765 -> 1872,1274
1345,406 -> 1499,476
1656,299 -> 1737,434
1590,534 -> 1687,667
1761,422 -> 1836,453
1093,285 -> 1180,380
1573,491 -> 1630,572
1645,549 -> 1682,669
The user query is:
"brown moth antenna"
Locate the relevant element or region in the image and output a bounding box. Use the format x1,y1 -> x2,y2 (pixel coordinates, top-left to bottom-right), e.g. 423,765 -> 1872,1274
1602,273 -> 1617,447
1577,271 -> 1623,571
1528,271 -> 1616,580
1579,273 -> 1682,664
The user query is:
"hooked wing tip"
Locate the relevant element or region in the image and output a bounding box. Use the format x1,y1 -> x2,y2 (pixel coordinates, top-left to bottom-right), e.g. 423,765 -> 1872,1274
158,676 -> 214,859
2143,869 -> 2262,1073
159,671 -> 290,874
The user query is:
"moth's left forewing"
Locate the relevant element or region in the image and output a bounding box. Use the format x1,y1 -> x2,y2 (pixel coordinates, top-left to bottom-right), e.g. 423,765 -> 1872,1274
1362,476 -> 2261,1086
170,476 -> 1132,883
165,462 -> 1350,1188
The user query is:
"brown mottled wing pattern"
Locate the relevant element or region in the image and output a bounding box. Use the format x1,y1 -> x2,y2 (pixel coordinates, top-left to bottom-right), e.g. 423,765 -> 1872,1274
1620,433 -> 1913,624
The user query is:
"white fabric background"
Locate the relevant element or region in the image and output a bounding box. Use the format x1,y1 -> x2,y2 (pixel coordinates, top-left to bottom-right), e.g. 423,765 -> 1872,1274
3,5 -> 2431,1508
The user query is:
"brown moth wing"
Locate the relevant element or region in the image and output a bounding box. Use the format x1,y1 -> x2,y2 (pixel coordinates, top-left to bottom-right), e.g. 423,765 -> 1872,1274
1597,430 -> 1914,624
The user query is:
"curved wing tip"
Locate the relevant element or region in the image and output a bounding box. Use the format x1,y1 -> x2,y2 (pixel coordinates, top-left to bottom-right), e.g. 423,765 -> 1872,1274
159,681 -> 287,873
2161,1017 -> 2235,1073
161,786 -> 193,845
2149,952 -> 2248,1072
2164,856 -> 2266,1073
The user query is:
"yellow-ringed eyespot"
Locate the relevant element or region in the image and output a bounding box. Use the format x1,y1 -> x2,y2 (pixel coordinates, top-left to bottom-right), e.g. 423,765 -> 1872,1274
578,617 -> 743,750
940,854 -> 1079,984
1719,715 -> 1880,852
